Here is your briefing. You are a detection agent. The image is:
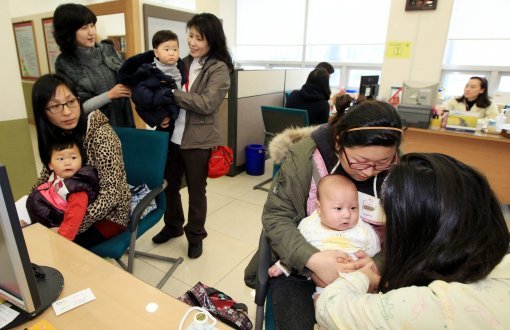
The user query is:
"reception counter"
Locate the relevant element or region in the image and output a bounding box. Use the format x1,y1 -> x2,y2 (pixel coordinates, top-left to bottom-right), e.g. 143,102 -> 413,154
402,128 -> 510,205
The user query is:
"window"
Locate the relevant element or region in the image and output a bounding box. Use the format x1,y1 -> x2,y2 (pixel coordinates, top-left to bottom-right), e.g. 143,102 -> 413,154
236,0 -> 390,64
444,0 -> 510,67
441,72 -> 488,99
306,0 -> 390,63
346,69 -> 381,91
236,0 -> 306,61
498,75 -> 510,93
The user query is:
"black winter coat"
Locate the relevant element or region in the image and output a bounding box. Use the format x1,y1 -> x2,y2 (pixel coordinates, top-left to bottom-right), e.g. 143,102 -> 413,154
27,166 -> 100,228
285,83 -> 330,125
118,50 -> 187,128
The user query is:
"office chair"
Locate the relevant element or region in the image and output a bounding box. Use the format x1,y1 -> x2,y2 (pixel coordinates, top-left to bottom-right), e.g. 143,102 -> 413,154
254,229 -> 274,330
253,106 -> 309,192
90,127 -> 183,289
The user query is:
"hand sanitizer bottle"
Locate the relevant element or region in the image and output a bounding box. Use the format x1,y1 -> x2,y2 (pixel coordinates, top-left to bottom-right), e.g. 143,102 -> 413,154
495,111 -> 506,133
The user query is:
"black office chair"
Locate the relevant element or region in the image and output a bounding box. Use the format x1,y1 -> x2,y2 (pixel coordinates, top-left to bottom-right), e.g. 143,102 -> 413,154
254,230 -> 273,330
253,106 -> 310,192
90,127 -> 183,289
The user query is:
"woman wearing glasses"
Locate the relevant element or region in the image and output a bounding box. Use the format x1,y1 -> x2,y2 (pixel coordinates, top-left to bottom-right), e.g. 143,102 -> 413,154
246,101 -> 402,329
30,74 -> 131,248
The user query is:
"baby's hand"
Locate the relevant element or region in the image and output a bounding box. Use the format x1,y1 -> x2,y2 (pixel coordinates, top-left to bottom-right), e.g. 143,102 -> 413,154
50,227 -> 60,233
19,220 -> 29,227
160,116 -> 171,128
268,264 -> 284,277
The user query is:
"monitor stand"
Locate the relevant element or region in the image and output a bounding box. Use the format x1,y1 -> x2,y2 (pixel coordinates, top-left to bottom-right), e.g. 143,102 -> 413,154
5,265 -> 64,329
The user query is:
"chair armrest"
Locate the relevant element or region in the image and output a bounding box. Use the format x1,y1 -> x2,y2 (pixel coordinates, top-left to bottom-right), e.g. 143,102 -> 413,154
255,230 -> 272,306
129,180 -> 168,232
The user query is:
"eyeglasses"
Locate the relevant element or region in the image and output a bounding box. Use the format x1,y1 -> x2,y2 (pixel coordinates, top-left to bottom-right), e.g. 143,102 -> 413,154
342,148 -> 398,171
46,98 -> 79,114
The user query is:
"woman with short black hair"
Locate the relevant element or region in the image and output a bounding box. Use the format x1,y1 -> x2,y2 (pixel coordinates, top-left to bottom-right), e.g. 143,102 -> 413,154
53,3 -> 134,127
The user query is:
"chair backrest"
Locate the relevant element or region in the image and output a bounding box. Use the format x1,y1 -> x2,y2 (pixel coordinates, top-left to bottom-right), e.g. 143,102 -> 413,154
113,127 -> 169,191
261,105 -> 310,137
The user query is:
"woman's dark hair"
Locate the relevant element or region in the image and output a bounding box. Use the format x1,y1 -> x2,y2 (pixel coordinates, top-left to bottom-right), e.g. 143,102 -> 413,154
152,30 -> 178,48
186,13 -> 234,73
53,3 -> 97,54
44,136 -> 86,171
329,94 -> 354,126
380,153 -> 509,292
455,76 -> 492,108
304,68 -> 331,100
315,62 -> 334,75
333,101 -> 402,150
32,74 -> 87,168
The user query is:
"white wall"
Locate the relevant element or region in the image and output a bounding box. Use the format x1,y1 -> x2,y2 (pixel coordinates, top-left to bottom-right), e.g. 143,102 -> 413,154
1,4 -> 27,121
379,0 -> 454,98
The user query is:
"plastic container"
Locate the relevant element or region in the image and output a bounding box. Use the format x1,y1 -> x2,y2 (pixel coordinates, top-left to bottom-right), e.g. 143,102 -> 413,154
495,112 -> 506,133
245,144 -> 265,176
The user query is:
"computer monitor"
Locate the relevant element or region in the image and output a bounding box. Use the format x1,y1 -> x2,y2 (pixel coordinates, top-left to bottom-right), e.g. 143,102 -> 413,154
401,81 -> 439,106
397,104 -> 433,129
0,164 -> 64,329
359,75 -> 379,99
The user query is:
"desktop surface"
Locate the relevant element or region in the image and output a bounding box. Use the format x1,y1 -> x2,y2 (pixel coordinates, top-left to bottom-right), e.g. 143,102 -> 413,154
14,224 -> 230,329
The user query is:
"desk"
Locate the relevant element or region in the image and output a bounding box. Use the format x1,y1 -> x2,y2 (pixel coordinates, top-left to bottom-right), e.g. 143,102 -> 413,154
15,224 -> 230,329
402,128 -> 510,204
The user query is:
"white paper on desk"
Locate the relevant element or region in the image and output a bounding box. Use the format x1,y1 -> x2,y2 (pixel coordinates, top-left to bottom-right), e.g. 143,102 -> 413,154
52,288 -> 96,316
0,302 -> 20,328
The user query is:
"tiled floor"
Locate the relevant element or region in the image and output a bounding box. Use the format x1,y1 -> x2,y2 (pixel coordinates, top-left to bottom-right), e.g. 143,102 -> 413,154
27,124 -> 510,325
29,122 -> 268,321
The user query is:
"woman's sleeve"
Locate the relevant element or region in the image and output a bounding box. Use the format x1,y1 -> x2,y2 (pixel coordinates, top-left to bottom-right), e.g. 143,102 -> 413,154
262,160 -> 318,273
484,102 -> 499,119
82,93 -> 111,115
82,126 -> 127,227
316,272 -> 445,329
174,62 -> 230,115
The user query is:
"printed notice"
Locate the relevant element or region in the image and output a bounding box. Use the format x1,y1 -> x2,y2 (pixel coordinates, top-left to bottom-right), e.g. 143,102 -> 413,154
13,21 -> 40,79
385,41 -> 412,59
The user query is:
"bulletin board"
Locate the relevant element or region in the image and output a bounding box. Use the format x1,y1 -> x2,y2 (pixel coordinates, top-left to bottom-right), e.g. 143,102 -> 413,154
42,17 -> 61,74
12,21 -> 41,80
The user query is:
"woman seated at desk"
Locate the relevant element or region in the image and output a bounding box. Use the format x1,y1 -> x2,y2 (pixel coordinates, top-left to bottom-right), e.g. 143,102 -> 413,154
443,76 -> 499,119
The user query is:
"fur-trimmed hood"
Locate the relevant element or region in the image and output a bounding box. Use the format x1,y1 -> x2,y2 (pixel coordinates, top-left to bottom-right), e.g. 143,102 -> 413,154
269,126 -> 319,164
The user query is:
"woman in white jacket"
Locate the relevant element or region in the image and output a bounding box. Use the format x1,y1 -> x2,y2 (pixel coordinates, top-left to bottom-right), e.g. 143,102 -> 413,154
315,153 -> 510,329
444,76 -> 499,119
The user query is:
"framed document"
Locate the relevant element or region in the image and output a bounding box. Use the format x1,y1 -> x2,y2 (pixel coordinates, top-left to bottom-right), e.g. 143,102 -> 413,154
12,21 -> 41,80
42,18 -> 60,74
405,0 -> 438,11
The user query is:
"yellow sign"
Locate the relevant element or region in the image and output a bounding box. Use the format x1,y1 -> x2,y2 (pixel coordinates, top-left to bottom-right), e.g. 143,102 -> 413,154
385,41 -> 412,59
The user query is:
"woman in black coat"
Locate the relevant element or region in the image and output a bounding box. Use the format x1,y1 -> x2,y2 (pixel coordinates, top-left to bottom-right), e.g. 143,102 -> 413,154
285,68 -> 331,125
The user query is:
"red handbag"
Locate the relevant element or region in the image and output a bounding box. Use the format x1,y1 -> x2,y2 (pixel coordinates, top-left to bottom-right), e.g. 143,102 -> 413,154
208,146 -> 233,178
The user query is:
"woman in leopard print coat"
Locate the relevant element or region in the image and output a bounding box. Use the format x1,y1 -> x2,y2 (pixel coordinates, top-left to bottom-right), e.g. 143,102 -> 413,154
31,74 -> 131,248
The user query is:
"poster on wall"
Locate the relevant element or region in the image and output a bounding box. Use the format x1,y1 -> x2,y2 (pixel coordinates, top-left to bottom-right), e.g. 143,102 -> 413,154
42,18 -> 60,74
12,21 -> 41,80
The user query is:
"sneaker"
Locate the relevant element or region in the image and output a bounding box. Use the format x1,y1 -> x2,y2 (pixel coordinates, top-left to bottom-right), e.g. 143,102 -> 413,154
188,242 -> 203,259
152,230 -> 183,244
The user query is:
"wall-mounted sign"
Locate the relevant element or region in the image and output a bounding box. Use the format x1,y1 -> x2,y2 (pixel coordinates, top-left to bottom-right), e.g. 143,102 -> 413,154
42,17 -> 61,74
12,21 -> 41,80
385,41 -> 412,59
406,0 -> 438,11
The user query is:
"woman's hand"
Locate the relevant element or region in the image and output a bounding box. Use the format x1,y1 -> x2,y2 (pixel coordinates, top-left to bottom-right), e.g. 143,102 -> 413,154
359,260 -> 381,293
107,84 -> 131,100
306,250 -> 357,286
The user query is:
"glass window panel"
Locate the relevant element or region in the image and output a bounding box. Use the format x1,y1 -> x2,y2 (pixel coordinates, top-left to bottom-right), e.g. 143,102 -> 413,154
347,69 -> 381,91
329,69 -> 341,89
443,40 -> 510,66
236,45 -> 303,62
307,0 -> 391,45
306,44 -> 385,63
237,0 -> 306,46
441,72 -> 487,99
448,0 -> 510,39
499,76 -> 510,93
